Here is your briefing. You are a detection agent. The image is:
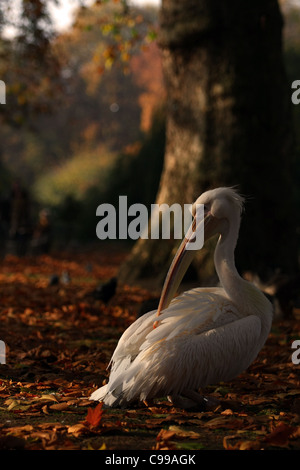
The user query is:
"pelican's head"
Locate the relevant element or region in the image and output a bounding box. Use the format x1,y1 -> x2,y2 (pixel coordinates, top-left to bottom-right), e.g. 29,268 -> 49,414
193,187 -> 244,235
156,187 -> 245,316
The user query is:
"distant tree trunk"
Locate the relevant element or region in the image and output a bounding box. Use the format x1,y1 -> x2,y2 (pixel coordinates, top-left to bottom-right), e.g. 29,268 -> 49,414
118,0 -> 298,288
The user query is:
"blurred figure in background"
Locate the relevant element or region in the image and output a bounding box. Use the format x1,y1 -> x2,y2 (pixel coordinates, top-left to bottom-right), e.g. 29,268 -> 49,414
31,208 -> 52,255
8,181 -> 32,256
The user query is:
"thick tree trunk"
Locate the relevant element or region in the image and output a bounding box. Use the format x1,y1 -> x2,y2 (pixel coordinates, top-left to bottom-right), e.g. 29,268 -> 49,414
118,0 -> 298,288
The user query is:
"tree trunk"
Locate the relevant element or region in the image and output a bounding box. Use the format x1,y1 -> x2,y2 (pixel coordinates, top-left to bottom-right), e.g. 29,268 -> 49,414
118,0 -> 298,288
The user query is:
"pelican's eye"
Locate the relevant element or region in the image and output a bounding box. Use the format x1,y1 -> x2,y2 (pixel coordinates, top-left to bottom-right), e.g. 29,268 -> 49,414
203,204 -> 210,214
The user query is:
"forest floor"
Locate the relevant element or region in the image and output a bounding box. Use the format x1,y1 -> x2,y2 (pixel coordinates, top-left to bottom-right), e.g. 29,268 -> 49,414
0,245 -> 299,451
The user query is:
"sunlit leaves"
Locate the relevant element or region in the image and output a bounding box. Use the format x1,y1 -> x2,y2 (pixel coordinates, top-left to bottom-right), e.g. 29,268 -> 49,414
0,250 -> 299,449
72,0 -> 159,76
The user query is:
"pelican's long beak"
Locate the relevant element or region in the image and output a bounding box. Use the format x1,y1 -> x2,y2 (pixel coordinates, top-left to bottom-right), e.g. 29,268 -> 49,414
155,209 -> 220,321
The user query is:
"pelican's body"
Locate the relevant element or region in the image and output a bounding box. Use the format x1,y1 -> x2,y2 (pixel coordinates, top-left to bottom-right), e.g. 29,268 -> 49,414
91,188 -> 273,408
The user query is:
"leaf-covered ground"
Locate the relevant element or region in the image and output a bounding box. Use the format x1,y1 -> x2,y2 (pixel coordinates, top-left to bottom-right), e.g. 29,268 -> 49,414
0,247 -> 299,451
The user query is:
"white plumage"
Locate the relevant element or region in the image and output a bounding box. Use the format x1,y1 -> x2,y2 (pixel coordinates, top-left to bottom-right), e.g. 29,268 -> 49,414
90,187 -> 273,408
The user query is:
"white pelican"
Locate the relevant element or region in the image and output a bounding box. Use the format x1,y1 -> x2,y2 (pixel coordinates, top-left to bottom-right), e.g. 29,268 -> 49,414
90,187 -> 273,408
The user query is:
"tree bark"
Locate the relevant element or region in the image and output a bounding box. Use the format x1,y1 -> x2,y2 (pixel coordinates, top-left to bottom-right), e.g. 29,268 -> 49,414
118,0 -> 298,288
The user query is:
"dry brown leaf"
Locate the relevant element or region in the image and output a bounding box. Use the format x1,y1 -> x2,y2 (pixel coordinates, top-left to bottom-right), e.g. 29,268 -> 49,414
264,422 -> 296,446
7,425 -> 34,435
38,423 -> 66,431
67,423 -> 87,437
239,440 -> 261,450
77,399 -> 93,407
49,402 -> 70,411
156,429 -> 176,441
223,435 -> 261,450
168,425 -> 200,439
221,408 -> 234,416
223,435 -> 238,450
155,429 -> 177,450
205,415 -> 244,429
38,394 -> 59,403
42,405 -> 49,414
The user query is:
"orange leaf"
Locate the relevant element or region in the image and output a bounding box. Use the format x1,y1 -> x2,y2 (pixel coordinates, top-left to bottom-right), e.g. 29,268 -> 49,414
85,403 -> 104,428
155,429 -> 177,450
264,422 -> 295,446
67,423 -> 87,437
223,435 -> 261,450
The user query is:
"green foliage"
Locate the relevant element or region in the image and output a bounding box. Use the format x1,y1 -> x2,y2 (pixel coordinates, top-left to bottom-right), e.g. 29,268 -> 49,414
34,147 -> 117,206
37,109 -> 166,243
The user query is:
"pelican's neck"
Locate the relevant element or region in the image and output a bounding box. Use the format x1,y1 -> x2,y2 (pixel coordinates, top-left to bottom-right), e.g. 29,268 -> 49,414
214,214 -> 242,304
214,214 -> 273,333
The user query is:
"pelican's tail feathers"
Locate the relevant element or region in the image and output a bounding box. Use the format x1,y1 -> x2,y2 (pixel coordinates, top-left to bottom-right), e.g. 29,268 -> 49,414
90,384 -> 108,402
90,354 -> 135,407
90,384 -> 125,407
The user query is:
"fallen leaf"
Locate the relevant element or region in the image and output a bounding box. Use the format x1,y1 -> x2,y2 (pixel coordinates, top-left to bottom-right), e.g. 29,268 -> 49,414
204,415 -> 244,429
38,394 -> 59,403
168,425 -> 200,439
221,409 -> 234,416
38,423 -> 66,431
85,403 -> 104,428
42,405 -> 49,414
67,423 -> 87,437
223,435 -> 262,450
264,422 -> 295,446
156,429 -> 176,441
49,402 -> 70,411
239,440 -> 261,450
155,428 -> 177,450
7,425 -> 34,435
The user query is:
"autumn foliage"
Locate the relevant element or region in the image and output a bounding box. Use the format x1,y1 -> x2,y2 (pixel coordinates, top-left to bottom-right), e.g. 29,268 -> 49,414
0,247 -> 299,450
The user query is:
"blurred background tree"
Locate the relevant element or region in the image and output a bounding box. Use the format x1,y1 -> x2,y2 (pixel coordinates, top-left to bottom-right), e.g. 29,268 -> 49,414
0,0 -> 165,247
119,0 -> 300,289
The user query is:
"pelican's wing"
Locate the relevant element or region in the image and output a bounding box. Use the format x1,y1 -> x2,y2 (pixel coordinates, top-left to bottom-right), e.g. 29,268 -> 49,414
91,288 -> 241,405
109,287 -> 228,370
90,309 -> 158,404
110,287 -> 227,366
142,287 -> 236,347
109,309 -> 158,367
115,314 -> 262,404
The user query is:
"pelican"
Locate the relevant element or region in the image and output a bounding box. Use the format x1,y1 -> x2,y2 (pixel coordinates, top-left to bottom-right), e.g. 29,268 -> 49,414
90,187 -> 273,409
